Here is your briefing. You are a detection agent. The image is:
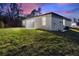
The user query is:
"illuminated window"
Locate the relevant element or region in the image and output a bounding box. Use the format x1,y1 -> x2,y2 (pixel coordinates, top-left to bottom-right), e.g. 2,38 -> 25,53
42,17 -> 46,26
63,19 -> 65,26
22,20 -> 26,26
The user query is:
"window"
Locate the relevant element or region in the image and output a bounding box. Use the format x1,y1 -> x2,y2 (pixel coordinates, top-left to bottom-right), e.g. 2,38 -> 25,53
22,20 -> 26,27
42,17 -> 46,26
60,21 -> 62,23
78,19 -> 79,22
30,20 -> 35,28
63,19 -> 65,26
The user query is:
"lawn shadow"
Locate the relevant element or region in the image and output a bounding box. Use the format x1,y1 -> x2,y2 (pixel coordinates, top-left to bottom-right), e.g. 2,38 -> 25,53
51,30 -> 79,44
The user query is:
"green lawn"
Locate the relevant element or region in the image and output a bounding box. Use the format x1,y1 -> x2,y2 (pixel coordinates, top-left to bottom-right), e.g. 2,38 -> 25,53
0,28 -> 79,56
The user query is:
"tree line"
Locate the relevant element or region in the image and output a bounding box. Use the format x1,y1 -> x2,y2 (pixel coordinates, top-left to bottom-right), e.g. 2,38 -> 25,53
0,3 -> 24,28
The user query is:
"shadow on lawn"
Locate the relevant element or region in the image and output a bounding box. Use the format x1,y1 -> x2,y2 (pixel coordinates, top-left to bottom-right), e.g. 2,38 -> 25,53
52,30 -> 79,44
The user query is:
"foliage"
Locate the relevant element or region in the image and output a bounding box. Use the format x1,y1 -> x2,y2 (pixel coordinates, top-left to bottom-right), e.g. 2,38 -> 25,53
0,28 -> 79,56
0,3 -> 23,27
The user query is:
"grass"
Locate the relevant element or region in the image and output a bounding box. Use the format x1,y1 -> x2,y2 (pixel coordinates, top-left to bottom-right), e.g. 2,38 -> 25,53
0,28 -> 79,56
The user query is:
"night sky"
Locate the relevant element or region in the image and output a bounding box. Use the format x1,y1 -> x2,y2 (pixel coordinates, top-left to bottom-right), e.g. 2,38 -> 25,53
22,3 -> 79,19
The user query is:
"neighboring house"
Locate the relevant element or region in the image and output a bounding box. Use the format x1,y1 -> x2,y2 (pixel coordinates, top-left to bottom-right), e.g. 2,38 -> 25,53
71,22 -> 77,28
71,18 -> 79,28
22,12 -> 71,31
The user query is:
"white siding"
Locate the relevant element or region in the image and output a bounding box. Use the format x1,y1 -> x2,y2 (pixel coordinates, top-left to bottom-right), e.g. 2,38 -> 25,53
22,19 -> 35,29
52,15 -> 64,31
22,13 -> 71,31
40,14 -> 52,30
22,20 -> 26,27
66,20 -> 71,27
26,19 -> 35,29
63,19 -> 71,27
22,14 -> 52,31
42,17 -> 46,26
52,15 -> 71,31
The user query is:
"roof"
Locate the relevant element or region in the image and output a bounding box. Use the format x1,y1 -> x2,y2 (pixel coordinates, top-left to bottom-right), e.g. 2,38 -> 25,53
24,12 -> 71,21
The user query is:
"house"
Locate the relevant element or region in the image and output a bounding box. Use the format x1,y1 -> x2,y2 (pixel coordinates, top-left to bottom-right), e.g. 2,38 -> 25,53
22,12 -> 71,31
71,22 -> 77,28
71,18 -> 79,28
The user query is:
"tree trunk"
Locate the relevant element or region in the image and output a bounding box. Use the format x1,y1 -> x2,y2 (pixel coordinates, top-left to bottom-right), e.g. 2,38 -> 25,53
0,21 -> 4,28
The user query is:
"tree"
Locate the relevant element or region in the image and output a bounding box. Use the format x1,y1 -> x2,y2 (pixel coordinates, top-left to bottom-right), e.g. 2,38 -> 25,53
9,3 -> 23,27
38,7 -> 41,14
0,3 -> 5,27
0,3 -> 23,27
30,7 -> 41,17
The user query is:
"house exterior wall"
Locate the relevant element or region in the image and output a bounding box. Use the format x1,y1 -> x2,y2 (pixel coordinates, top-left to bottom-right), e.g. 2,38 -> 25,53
22,13 -> 71,31
51,15 -> 64,31
63,19 -> 71,27
22,18 -> 36,29
51,15 -> 71,31
22,14 -> 52,30
38,14 -> 52,30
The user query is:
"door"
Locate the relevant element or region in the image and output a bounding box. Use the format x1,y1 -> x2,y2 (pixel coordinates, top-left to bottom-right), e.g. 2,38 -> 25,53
59,20 -> 63,31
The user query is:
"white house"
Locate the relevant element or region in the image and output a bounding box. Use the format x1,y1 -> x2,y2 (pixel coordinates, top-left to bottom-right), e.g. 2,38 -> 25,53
71,18 -> 79,28
22,12 -> 71,31
71,22 -> 77,28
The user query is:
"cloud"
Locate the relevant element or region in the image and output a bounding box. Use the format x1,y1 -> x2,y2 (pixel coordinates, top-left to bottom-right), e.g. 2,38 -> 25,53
63,7 -> 79,14
54,10 -> 74,14
63,11 -> 74,14
70,7 -> 79,12
21,3 -> 79,15
21,3 -> 40,14
56,3 -> 72,5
